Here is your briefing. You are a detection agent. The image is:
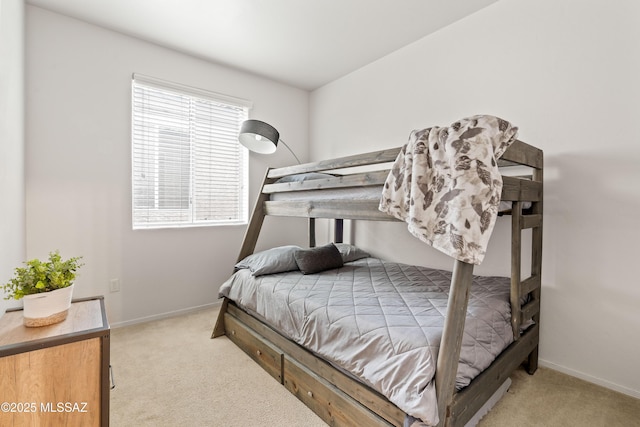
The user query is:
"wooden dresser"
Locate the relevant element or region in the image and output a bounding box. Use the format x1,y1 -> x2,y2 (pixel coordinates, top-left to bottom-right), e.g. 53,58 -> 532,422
0,296 -> 110,427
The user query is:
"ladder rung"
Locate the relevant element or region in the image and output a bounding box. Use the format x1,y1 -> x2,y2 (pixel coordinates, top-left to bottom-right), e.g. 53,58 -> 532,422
521,214 -> 542,229
521,299 -> 540,323
520,275 -> 541,298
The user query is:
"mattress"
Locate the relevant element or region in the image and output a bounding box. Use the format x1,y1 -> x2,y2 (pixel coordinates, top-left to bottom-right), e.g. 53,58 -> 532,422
270,186 -> 524,212
219,257 -> 514,426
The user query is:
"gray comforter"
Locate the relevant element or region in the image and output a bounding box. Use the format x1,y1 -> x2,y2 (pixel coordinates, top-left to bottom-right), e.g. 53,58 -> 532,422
219,257 -> 514,426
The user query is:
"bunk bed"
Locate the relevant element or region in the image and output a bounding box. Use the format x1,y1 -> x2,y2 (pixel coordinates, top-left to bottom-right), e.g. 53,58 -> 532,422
212,117 -> 543,427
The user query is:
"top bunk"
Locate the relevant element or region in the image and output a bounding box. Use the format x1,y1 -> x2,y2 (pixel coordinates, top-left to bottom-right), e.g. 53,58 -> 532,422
259,139 -> 543,222
237,132 -> 544,269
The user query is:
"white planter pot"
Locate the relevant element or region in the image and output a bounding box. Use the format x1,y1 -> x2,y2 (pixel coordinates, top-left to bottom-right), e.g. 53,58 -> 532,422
22,284 -> 74,327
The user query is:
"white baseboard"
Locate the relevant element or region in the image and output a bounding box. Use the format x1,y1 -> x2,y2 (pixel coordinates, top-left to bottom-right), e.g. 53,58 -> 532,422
110,301 -> 221,329
539,359 -> 640,400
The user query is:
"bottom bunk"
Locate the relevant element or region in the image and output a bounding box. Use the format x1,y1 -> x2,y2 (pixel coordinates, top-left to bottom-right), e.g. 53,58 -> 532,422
217,299 -> 539,427
213,247 -> 539,427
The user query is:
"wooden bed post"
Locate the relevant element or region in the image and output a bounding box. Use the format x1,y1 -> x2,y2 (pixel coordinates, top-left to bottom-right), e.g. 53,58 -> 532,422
237,169 -> 273,262
212,169 -> 272,339
211,298 -> 229,338
334,219 -> 344,243
435,260 -> 474,427
510,200 -> 523,340
309,218 -> 316,247
527,164 -> 543,373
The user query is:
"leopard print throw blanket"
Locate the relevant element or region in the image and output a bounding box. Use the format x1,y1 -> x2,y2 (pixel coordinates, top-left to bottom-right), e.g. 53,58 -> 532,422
379,115 -> 518,265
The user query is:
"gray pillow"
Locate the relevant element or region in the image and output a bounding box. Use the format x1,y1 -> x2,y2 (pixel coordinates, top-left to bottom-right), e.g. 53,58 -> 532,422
235,245 -> 301,276
294,243 -> 344,275
335,243 -> 370,263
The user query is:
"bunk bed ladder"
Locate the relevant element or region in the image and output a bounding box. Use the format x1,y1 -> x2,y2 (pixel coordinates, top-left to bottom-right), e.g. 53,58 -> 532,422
510,169 -> 543,375
442,166 -> 543,426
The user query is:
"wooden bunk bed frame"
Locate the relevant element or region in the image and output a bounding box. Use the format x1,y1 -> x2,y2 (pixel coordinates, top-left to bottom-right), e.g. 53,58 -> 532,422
213,140 -> 543,427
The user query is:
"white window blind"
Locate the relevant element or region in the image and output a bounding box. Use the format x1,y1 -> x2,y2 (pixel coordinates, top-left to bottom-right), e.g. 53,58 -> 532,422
131,75 -> 250,229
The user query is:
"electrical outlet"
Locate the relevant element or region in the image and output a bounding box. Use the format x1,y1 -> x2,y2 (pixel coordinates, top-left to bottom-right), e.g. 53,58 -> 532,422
109,278 -> 121,293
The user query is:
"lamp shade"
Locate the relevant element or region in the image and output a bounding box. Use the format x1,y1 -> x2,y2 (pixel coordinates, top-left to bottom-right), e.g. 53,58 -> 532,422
238,119 -> 279,154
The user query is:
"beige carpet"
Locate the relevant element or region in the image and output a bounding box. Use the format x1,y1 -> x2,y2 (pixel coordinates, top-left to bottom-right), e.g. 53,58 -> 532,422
110,306 -> 640,426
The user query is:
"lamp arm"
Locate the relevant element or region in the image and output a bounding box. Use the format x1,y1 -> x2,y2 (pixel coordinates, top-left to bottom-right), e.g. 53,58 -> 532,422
279,139 -> 301,164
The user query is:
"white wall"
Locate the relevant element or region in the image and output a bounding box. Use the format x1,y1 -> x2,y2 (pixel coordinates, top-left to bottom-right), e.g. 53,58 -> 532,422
0,0 -> 25,316
310,0 -> 640,398
25,6 -> 309,326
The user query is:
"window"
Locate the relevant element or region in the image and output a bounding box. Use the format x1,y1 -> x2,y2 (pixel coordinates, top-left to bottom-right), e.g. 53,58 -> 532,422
131,74 -> 251,229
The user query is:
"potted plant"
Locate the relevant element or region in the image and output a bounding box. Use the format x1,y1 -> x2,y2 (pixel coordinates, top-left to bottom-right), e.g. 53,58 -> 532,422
2,250 -> 84,327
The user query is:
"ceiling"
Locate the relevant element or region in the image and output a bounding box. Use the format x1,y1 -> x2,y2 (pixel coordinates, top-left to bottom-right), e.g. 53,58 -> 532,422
27,0 -> 498,90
